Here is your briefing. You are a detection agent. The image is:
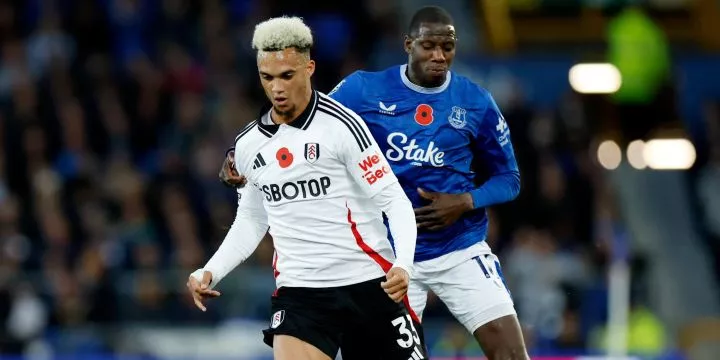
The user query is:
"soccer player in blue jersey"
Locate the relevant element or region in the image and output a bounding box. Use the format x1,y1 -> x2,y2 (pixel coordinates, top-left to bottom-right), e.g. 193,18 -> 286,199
220,6 -> 528,359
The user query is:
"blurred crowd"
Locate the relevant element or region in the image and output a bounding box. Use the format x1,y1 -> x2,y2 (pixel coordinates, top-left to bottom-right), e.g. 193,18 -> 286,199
0,0 -> 682,357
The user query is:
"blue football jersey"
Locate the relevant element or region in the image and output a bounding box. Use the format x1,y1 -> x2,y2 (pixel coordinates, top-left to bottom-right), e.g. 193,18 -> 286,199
329,64 -> 520,262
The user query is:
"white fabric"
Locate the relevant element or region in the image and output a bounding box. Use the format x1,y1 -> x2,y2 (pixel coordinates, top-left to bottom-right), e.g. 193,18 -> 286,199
370,181 -> 415,276
196,92 -> 416,289
407,243 -> 516,332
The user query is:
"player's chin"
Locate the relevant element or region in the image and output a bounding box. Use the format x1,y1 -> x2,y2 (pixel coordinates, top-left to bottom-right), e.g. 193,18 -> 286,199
273,102 -> 292,114
423,70 -> 447,84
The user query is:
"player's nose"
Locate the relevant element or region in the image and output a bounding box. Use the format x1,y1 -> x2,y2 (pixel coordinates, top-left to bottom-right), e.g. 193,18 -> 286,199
271,83 -> 285,94
430,49 -> 446,62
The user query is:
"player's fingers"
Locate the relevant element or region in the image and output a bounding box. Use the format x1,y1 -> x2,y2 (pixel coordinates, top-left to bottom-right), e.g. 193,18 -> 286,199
382,274 -> 406,292
415,218 -> 441,227
417,188 -> 436,200
416,218 -> 443,229
192,293 -> 207,312
381,279 -> 397,291
415,212 -> 441,226
221,156 -> 231,170
426,223 -> 451,231
201,271 -> 213,290
219,169 -> 235,186
388,289 -> 408,303
198,289 -> 221,297
187,276 -> 201,291
414,212 -> 438,221
413,206 -> 435,216
381,278 -> 397,290
383,282 -> 407,295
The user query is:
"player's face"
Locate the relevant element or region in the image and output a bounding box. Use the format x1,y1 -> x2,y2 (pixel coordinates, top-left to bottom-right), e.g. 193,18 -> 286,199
257,48 -> 315,119
405,23 -> 457,87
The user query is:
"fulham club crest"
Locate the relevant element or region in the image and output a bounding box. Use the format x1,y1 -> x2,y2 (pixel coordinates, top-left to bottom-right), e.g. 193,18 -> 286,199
304,143 -> 320,163
271,310 -> 285,329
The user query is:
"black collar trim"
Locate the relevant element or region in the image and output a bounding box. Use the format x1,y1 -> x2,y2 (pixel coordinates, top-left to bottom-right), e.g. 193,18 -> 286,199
257,90 -> 318,137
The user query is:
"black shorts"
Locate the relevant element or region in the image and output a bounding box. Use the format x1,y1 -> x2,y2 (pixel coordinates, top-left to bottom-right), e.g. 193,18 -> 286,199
340,314 -> 428,360
262,277 -> 427,359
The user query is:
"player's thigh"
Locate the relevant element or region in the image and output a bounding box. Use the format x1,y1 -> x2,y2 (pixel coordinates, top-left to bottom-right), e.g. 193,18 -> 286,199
430,253 -> 516,334
273,335 -> 333,360
340,316 -> 427,360
407,277 -> 430,320
262,287 -> 342,359
346,278 -> 428,359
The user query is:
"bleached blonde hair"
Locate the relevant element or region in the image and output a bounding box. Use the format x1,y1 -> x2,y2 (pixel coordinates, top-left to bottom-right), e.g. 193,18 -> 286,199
252,16 -> 313,53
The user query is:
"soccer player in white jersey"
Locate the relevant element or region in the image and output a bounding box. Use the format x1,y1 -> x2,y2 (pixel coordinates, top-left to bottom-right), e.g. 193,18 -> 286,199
187,17 -> 427,360
221,7 -> 529,360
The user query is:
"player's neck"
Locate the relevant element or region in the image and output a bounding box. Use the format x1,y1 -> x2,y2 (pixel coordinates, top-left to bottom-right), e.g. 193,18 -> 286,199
271,90 -> 313,125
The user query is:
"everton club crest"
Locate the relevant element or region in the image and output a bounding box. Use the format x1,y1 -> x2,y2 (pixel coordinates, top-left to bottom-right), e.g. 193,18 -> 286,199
448,106 -> 467,129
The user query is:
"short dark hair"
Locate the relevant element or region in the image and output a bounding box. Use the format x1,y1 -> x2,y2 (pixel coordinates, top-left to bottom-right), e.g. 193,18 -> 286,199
407,6 -> 454,36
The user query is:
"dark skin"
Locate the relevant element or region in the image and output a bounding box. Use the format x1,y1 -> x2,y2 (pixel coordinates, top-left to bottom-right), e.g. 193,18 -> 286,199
219,149 -> 246,188
220,21 -> 528,360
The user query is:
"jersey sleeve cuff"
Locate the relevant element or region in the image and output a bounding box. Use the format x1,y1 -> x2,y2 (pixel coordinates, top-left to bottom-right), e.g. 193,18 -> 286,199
469,188 -> 486,210
391,263 -> 413,279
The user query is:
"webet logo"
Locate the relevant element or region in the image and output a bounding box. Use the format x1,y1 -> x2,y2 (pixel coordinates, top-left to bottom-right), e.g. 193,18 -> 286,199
358,153 -> 391,185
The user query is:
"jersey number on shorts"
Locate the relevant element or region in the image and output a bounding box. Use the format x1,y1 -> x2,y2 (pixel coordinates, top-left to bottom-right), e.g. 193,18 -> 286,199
391,314 -> 421,348
474,254 -> 509,292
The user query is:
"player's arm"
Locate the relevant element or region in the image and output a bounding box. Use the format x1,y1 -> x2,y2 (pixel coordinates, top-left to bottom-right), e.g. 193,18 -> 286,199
187,184 -> 269,311
467,94 -> 521,209
414,93 -> 520,230
335,108 -> 417,301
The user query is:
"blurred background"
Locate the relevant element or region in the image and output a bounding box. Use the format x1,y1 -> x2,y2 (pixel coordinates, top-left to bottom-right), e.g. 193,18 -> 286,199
0,0 -> 718,359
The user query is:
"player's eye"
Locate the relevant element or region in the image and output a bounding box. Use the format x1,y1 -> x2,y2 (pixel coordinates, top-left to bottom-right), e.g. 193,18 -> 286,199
421,42 -> 434,50
281,72 -> 295,80
261,74 -> 273,81
444,43 -> 455,52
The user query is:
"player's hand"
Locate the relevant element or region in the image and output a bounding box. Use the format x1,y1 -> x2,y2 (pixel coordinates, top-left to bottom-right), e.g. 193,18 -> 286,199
381,267 -> 409,303
186,270 -> 221,312
414,188 -> 474,231
219,150 -> 247,188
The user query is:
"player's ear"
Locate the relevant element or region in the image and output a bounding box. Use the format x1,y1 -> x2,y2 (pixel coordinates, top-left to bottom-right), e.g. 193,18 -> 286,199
306,59 -> 315,77
403,35 -> 413,54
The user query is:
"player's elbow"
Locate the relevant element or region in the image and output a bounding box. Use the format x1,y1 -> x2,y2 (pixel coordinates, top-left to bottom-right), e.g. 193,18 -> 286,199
507,171 -> 521,201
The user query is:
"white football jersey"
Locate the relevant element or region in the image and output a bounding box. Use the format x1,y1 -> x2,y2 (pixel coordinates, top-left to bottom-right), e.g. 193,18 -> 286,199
233,91 -> 402,288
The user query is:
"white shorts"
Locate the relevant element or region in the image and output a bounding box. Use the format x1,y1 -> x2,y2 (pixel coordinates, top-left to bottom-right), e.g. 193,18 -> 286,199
408,242 -> 516,333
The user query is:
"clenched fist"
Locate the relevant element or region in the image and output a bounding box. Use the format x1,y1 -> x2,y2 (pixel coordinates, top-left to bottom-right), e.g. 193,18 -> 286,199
381,267 -> 410,303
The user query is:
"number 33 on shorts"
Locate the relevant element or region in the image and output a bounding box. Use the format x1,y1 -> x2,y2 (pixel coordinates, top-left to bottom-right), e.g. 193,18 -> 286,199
391,314 -> 425,359
392,314 -> 420,348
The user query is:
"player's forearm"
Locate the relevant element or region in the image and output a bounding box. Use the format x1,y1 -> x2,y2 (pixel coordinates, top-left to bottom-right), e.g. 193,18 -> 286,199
372,182 -> 417,275
203,214 -> 268,287
469,170 -> 521,209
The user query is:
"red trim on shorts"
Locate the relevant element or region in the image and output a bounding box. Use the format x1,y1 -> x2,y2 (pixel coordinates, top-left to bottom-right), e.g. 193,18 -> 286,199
346,205 -> 421,324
